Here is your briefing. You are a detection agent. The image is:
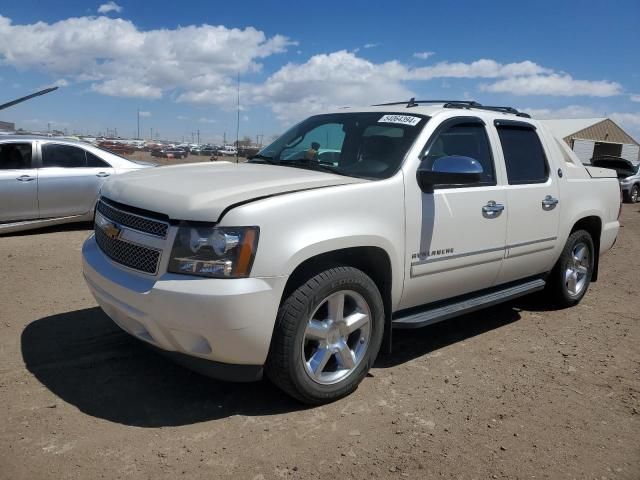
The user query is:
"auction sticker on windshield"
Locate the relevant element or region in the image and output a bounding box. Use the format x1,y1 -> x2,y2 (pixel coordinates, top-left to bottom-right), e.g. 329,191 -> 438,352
378,114 -> 421,126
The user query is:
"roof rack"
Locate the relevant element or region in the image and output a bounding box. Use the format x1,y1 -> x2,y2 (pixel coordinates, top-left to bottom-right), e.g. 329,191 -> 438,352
372,98 -> 531,118
373,98 -> 481,108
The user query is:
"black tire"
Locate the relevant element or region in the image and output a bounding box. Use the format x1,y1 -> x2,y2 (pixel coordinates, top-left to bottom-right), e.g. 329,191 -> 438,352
630,184 -> 639,204
266,267 -> 384,405
546,230 -> 594,308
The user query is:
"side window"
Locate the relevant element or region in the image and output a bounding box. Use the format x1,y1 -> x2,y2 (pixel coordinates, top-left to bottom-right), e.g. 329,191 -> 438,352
422,122 -> 496,186
497,126 -> 549,184
42,144 -> 87,168
0,143 -> 32,169
86,151 -> 110,168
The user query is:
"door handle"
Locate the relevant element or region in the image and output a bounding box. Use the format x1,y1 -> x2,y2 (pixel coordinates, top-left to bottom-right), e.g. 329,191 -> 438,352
482,200 -> 505,218
96,172 -> 111,178
16,175 -> 35,182
542,195 -> 559,210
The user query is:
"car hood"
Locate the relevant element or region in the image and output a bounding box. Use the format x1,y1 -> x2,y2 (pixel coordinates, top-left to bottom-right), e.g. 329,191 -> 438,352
101,161 -> 366,222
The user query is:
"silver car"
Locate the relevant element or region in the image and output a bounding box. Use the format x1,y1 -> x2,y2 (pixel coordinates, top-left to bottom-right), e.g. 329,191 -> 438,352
0,136 -> 152,234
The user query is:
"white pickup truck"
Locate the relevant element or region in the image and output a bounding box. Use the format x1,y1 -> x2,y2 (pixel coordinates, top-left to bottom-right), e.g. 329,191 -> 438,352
82,100 -> 621,404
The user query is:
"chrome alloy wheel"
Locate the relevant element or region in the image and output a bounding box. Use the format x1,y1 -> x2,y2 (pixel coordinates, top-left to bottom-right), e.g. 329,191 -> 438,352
632,186 -> 639,203
301,290 -> 372,385
565,242 -> 590,296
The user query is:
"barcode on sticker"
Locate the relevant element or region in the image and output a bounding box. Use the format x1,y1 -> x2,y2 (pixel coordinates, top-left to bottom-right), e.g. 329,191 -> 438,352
378,114 -> 421,126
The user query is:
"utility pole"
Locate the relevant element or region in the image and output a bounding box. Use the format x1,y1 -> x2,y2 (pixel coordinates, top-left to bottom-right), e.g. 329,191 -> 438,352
150,127 -> 153,140
223,132 -> 226,145
137,109 -> 140,139
197,129 -> 200,145
47,122 -> 51,133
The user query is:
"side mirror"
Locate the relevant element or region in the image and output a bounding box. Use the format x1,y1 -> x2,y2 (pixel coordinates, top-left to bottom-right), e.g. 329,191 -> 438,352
417,155 -> 484,193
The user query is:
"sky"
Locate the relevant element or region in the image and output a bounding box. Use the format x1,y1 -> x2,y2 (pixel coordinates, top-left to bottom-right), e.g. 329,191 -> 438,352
0,0 -> 639,144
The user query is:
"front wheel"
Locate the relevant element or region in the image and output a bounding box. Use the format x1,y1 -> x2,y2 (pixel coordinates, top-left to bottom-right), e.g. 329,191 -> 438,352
546,230 -> 594,308
630,185 -> 639,203
266,267 -> 384,404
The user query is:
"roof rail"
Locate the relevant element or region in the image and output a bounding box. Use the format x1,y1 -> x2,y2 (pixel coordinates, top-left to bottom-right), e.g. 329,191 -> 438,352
442,102 -> 531,118
372,98 -> 531,118
372,98 -> 481,108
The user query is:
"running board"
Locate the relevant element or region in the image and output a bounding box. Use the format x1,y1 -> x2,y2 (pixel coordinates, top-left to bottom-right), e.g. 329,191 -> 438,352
392,278 -> 546,329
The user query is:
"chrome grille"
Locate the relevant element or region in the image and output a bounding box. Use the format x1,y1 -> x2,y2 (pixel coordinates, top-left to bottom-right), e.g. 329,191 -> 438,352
95,226 -> 161,274
97,199 -> 168,238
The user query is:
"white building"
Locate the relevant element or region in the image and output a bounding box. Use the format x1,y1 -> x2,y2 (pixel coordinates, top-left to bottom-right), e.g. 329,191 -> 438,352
542,118 -> 639,165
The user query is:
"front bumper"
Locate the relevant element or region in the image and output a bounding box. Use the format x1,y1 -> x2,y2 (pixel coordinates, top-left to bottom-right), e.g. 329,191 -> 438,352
82,234 -> 287,377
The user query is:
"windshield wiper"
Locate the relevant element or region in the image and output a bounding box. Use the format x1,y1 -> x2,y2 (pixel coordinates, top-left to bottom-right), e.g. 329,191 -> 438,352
248,153 -> 276,164
281,159 -> 348,176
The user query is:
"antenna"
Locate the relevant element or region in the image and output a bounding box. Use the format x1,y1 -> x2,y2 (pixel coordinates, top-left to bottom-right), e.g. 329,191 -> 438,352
0,86 -> 59,112
236,72 -> 240,163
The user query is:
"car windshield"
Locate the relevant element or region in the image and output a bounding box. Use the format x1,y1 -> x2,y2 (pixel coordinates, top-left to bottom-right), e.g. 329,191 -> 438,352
252,112 -> 428,179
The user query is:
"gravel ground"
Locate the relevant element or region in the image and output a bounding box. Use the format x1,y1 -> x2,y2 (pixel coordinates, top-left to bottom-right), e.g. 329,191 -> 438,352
0,204 -> 638,480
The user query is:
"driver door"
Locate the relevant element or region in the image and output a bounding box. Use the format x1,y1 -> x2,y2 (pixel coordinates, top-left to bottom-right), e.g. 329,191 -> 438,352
400,117 -> 508,309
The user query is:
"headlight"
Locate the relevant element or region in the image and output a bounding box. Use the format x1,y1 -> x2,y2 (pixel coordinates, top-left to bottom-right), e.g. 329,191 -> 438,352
620,178 -> 630,185
168,225 -> 259,278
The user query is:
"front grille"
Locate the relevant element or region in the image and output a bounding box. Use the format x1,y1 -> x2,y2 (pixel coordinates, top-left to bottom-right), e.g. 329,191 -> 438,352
95,225 -> 161,274
97,199 -> 168,238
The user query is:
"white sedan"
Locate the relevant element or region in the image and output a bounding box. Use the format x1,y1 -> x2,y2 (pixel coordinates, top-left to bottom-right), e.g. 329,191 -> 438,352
0,136 -> 153,234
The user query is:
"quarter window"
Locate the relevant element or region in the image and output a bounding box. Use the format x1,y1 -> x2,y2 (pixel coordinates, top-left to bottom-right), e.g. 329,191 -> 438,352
86,151 -> 110,168
422,122 -> 496,186
0,143 -> 32,169
42,144 -> 88,168
497,126 -> 549,184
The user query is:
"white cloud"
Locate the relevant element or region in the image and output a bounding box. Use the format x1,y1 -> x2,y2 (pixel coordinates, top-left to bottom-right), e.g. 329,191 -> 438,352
138,110 -> 151,117
630,94 -> 640,102
410,59 -> 552,80
522,105 -> 602,119
98,2 -> 123,14
413,51 -> 435,60
363,43 -> 379,49
51,78 -> 69,87
481,74 -> 622,97
198,117 -> 217,123
0,14 -> 295,101
176,115 -> 189,120
249,51 -> 413,121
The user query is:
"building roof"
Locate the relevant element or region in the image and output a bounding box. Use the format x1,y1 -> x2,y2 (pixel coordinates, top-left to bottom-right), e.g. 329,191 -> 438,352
541,118 -> 639,146
541,118 -> 606,140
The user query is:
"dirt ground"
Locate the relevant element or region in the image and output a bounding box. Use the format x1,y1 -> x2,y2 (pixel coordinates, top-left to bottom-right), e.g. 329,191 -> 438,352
1,204 -> 638,480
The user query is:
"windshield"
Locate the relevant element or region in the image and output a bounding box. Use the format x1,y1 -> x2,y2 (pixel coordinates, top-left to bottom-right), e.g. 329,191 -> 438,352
253,112 -> 428,179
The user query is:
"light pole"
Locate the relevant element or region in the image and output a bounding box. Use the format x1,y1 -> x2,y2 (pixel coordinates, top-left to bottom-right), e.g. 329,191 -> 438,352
137,108 -> 140,139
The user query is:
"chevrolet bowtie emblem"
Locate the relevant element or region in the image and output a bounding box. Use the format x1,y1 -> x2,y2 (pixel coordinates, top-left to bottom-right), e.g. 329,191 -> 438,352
102,221 -> 122,240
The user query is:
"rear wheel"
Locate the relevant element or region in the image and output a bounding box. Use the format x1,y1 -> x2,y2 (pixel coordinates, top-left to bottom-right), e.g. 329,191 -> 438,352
630,184 -> 639,203
266,267 -> 384,404
546,230 -> 594,308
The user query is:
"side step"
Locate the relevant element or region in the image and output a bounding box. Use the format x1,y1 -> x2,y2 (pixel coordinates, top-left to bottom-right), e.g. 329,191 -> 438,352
392,278 -> 546,329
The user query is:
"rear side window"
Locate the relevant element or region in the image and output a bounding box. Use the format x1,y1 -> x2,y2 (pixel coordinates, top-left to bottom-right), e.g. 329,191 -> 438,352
0,143 -> 32,169
42,144 -> 88,168
497,125 -> 549,184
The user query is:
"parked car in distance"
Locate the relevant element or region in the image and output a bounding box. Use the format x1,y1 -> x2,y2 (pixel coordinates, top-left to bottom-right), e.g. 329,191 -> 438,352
150,147 -> 186,159
591,155 -> 640,203
83,100 -> 621,404
0,136 -> 153,234
98,141 -> 136,156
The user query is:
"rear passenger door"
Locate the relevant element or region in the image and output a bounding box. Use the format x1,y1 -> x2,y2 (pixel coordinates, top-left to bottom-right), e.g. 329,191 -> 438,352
0,142 -> 38,222
492,120 -> 560,285
37,143 -> 115,218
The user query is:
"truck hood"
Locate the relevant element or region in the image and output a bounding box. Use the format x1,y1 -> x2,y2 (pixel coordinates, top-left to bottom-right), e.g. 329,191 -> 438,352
101,161 -> 366,222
